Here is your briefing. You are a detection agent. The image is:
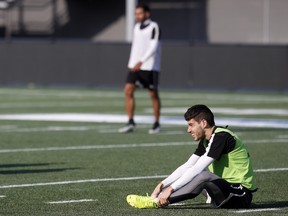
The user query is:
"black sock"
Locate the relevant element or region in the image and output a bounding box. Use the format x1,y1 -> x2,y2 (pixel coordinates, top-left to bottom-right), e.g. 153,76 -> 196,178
153,122 -> 160,128
128,118 -> 135,125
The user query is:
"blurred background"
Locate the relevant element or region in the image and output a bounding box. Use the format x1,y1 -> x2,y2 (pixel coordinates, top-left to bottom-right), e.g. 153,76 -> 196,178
0,0 -> 287,90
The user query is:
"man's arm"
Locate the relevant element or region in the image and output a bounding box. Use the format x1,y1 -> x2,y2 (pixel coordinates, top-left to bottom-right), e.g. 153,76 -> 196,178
161,154 -> 200,187
141,25 -> 160,63
130,62 -> 143,73
151,154 -> 200,199
160,139 -> 206,189
157,155 -> 215,206
170,155 -> 215,191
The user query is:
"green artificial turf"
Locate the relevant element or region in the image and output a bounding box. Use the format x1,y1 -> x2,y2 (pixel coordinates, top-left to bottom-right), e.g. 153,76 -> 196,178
0,87 -> 287,215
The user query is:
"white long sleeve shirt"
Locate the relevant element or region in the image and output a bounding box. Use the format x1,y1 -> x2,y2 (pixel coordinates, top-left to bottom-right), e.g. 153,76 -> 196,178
128,19 -> 161,71
162,134 -> 217,191
162,154 -> 215,191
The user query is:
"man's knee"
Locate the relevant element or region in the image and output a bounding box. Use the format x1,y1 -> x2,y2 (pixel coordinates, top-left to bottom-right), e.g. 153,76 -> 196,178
195,171 -> 219,182
149,89 -> 159,100
204,180 -> 228,207
124,84 -> 135,97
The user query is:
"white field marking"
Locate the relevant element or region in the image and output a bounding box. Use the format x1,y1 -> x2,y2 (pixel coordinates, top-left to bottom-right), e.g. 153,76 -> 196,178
97,129 -> 123,133
254,168 -> 288,172
47,199 -> 97,204
245,139 -> 287,144
156,131 -> 186,135
0,113 -> 288,129
231,208 -> 281,213
1,88 -> 288,103
0,168 -> 287,189
0,175 -> 168,189
0,142 -> 194,153
0,126 -> 102,133
0,125 -> 17,130
0,100 -> 154,109
0,195 -> 6,198
158,93 -> 288,103
169,203 -> 186,206
1,99 -> 273,110
98,129 -> 186,135
146,107 -> 288,116
0,89 -> 124,98
0,138 -> 286,154
0,102 -> 124,109
277,134 -> 288,139
0,89 -> 149,99
0,124 -> 126,133
163,99 -> 288,105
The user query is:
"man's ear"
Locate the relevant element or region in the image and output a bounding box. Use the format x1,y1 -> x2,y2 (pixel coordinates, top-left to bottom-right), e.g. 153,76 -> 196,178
201,119 -> 208,128
145,12 -> 151,18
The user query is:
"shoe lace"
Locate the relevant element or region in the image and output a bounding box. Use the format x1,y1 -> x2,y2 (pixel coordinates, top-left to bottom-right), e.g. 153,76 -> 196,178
134,194 -> 156,208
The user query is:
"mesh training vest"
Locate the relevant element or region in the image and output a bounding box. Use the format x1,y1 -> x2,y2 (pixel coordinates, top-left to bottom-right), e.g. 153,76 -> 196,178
207,127 -> 256,190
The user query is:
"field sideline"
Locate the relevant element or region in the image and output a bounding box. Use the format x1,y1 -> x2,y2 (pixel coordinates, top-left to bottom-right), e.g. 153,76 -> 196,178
0,87 -> 287,215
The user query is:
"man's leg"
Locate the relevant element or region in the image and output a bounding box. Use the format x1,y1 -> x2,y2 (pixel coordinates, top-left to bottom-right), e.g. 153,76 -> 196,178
148,89 -> 161,134
124,83 -> 136,121
205,180 -> 253,208
168,171 -> 220,204
119,83 -> 136,133
149,89 -> 161,123
168,171 -> 253,209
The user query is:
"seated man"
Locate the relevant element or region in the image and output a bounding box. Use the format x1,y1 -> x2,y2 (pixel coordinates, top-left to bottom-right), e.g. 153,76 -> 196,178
127,104 -> 257,209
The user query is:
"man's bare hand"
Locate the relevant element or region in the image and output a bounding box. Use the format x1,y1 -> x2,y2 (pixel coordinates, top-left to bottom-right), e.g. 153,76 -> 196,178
131,61 -> 143,73
151,183 -> 163,199
157,186 -> 174,207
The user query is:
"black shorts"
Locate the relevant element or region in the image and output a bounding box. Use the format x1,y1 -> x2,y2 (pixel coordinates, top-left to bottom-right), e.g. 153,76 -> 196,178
126,70 -> 159,90
206,179 -> 254,209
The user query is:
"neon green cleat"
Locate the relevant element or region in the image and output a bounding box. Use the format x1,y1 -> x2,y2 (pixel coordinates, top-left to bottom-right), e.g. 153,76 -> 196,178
126,194 -> 158,209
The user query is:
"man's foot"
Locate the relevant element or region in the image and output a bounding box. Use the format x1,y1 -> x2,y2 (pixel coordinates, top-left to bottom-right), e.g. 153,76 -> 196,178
119,119 -> 136,133
149,122 -> 160,134
126,195 -> 158,209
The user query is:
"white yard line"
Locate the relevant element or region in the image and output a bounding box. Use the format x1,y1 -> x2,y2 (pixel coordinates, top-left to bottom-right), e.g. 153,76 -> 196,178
0,142 -> 194,153
0,168 -> 286,189
1,89 -> 288,103
149,107 -> 288,116
47,199 -> 97,204
0,195 -> 6,198
98,130 -> 186,135
0,139 -> 286,154
0,126 -> 101,133
232,208 -> 282,213
277,135 -> 288,139
169,203 -> 186,206
0,113 -> 288,128
0,101 -> 153,109
0,175 -> 168,189
254,168 -> 288,172
246,139 -> 287,144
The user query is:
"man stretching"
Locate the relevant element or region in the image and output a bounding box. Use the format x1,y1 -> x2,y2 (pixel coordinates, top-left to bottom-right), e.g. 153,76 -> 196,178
127,105 -> 257,209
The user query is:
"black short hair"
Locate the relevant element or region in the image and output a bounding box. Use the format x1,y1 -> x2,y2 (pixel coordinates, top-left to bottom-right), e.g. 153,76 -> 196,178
136,4 -> 150,13
184,104 -> 215,126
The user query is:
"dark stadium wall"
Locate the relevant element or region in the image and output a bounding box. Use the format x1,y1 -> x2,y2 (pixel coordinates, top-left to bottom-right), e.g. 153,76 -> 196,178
138,0 -> 208,42
53,1 -> 126,38
5,0 -> 207,42
0,43 -> 287,90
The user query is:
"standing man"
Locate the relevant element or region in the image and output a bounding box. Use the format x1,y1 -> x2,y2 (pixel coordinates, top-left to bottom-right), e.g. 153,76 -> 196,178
127,105 -> 257,209
119,4 -> 161,134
